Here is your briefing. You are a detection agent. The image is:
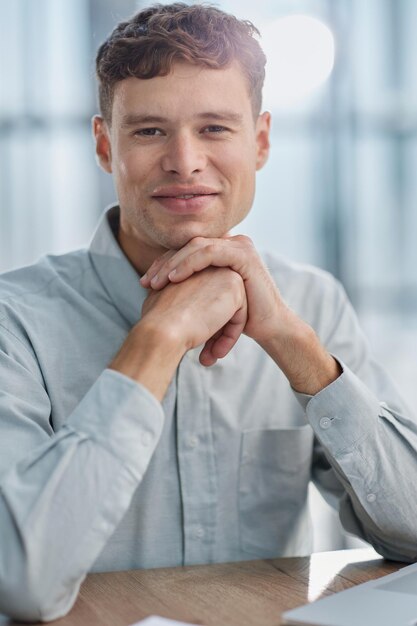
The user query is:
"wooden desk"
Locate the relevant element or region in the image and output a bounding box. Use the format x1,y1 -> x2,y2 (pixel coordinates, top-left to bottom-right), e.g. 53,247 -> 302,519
2,548 -> 406,626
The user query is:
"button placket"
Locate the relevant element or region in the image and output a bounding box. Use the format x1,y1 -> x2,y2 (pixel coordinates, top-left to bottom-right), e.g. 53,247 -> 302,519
176,354 -> 218,565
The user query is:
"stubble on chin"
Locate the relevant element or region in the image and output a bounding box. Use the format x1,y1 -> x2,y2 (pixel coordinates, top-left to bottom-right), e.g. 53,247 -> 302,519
121,199 -> 233,253
141,214 -> 230,251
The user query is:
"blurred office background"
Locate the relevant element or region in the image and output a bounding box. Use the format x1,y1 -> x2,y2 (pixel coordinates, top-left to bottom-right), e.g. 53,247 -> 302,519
1,0 -> 417,551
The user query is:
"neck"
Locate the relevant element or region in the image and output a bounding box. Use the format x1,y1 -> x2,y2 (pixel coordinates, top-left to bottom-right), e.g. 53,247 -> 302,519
117,226 -> 166,277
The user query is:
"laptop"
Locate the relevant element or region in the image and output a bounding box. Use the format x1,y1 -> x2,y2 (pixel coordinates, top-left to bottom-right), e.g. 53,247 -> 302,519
282,559 -> 417,626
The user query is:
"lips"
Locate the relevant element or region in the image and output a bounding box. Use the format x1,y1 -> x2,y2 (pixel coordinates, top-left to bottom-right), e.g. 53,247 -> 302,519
169,194 -> 205,199
151,185 -> 219,199
152,186 -> 218,215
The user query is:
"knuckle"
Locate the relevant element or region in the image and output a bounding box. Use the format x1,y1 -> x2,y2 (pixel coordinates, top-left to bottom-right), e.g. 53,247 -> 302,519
228,269 -> 244,289
165,257 -> 176,270
191,236 -> 206,246
151,260 -> 165,273
164,252 -> 180,270
235,234 -> 253,246
181,255 -> 193,268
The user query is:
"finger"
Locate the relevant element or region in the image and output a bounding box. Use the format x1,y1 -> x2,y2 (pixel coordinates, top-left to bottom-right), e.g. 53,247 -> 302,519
140,250 -> 175,287
212,305 -> 247,357
142,239 -> 207,289
140,250 -> 176,288
170,236 -> 257,286
199,317 -> 243,366
167,244 -> 245,290
147,235 -> 255,292
199,331 -> 222,367
199,303 -> 247,366
149,236 -> 249,289
145,235 -> 255,289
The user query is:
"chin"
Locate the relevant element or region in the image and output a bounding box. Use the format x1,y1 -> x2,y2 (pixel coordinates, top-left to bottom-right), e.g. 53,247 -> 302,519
156,224 -> 227,250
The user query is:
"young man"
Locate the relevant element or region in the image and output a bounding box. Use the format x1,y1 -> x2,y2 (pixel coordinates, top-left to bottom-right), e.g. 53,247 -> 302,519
0,3 -> 416,621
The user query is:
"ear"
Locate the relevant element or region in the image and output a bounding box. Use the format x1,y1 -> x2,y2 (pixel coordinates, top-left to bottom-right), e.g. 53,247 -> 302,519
92,115 -> 112,173
255,111 -> 271,171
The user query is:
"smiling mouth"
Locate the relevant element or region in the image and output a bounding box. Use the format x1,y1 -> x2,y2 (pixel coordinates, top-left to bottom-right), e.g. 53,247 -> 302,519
152,192 -> 218,214
155,193 -> 217,199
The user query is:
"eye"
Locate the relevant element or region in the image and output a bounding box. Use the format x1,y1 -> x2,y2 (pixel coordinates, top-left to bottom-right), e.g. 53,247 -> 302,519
134,128 -> 163,137
203,125 -> 228,134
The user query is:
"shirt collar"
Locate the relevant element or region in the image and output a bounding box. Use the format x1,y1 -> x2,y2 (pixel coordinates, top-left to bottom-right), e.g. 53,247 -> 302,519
88,205 -> 148,327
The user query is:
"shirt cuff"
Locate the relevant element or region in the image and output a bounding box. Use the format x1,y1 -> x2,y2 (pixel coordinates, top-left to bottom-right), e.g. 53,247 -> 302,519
303,362 -> 383,453
67,368 -> 164,480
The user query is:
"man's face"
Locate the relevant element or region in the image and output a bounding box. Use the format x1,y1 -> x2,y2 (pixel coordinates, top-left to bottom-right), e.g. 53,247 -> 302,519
94,61 -> 270,262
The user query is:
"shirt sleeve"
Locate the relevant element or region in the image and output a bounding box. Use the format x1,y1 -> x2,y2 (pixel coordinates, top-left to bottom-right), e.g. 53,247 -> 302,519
0,321 -> 164,622
302,280 -> 417,563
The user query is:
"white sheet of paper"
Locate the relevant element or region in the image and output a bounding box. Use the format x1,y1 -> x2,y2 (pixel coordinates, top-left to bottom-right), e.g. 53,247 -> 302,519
130,617 -> 199,626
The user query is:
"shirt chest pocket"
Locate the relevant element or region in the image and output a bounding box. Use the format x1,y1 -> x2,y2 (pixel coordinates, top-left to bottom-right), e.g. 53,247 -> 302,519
238,425 -> 314,558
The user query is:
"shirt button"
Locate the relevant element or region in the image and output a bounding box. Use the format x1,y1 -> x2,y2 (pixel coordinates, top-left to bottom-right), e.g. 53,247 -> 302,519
188,435 -> 198,448
195,526 -> 205,539
366,493 -> 376,503
319,417 -> 332,430
141,431 -> 152,447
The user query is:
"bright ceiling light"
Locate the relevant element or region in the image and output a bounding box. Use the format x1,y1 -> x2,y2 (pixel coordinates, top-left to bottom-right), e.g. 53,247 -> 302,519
261,14 -> 335,110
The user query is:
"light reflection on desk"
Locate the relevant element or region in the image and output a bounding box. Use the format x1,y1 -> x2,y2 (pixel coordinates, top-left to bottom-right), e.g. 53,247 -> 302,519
307,547 -> 381,601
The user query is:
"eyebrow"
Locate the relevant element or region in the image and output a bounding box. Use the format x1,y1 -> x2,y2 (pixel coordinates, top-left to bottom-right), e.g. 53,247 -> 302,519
120,111 -> 243,127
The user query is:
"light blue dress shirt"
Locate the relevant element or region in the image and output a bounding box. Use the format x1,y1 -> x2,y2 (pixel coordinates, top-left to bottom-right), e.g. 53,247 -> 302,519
0,206 -> 417,621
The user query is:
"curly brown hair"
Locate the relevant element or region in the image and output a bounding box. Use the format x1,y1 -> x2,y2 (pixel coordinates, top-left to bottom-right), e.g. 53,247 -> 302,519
95,2 -> 266,124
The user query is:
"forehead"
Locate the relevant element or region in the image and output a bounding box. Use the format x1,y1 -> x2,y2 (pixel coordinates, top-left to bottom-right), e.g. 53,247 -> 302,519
111,61 -> 253,122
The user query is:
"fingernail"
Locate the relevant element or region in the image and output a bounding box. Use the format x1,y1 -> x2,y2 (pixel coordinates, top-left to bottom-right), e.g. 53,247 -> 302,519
168,269 -> 176,280
150,274 -> 159,286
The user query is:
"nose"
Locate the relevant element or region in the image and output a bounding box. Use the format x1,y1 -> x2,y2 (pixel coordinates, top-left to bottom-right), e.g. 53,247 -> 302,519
161,132 -> 207,177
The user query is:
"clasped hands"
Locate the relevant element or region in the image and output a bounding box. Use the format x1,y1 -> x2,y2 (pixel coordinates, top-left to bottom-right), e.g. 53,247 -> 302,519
140,235 -> 286,366
139,235 -> 341,395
